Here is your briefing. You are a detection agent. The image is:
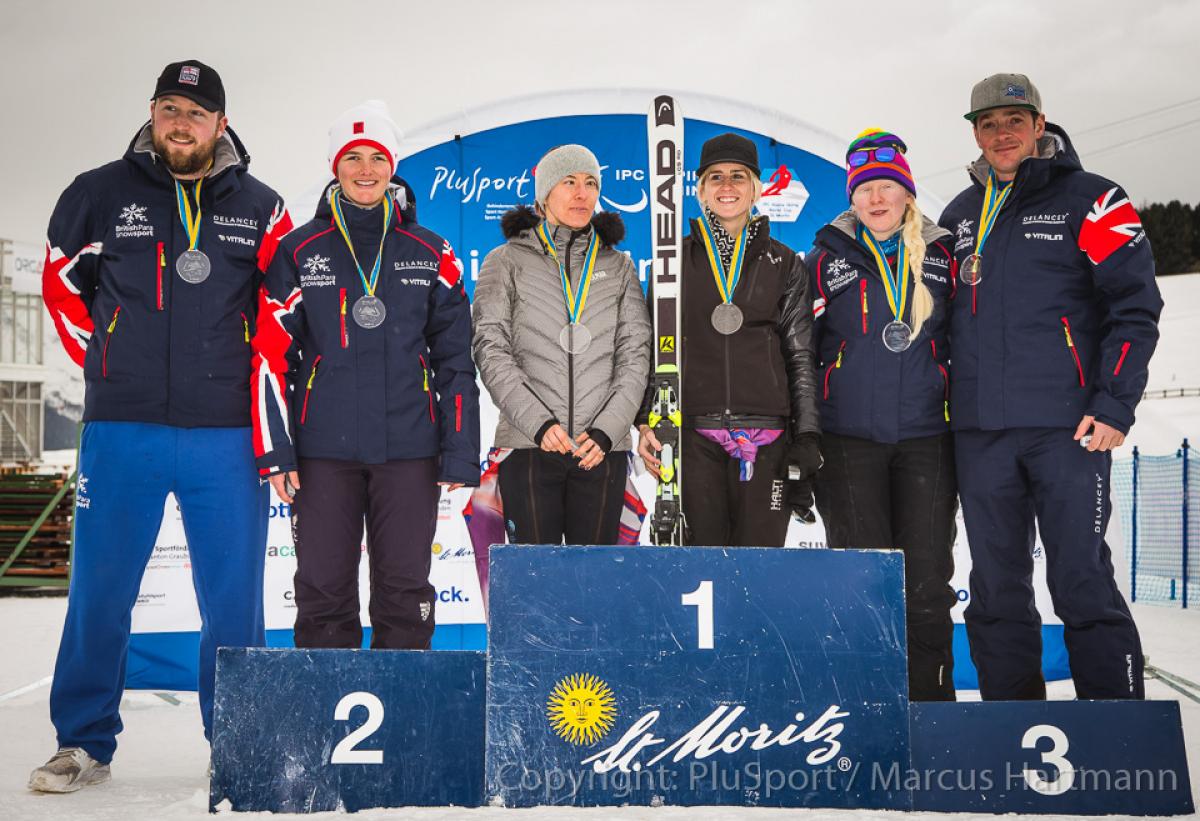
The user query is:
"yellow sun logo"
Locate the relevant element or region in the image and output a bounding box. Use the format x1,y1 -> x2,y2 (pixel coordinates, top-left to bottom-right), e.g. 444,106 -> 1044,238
546,673 -> 617,746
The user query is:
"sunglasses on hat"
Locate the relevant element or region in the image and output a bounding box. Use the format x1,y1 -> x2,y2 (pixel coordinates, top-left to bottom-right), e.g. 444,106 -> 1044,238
848,146 -> 900,167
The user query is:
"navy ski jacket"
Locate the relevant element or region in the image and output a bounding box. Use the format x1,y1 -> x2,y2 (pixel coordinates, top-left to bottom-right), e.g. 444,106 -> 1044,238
252,192 -> 480,485
808,213 -> 955,444
938,124 -> 1162,435
43,123 -> 291,428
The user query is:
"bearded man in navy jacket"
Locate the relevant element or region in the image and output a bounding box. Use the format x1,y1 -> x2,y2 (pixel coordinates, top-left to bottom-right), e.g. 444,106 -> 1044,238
939,73 -> 1162,701
30,61 -> 292,792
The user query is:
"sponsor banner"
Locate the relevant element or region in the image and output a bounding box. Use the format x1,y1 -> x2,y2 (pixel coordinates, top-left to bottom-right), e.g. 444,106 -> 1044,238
131,487 -> 487,637
5,240 -> 45,293
394,114 -> 842,300
485,545 -> 910,809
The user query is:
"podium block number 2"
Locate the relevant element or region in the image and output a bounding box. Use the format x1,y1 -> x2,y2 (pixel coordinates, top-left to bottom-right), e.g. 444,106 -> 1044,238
331,692 -> 385,765
1022,724 -> 1074,795
681,580 -> 714,650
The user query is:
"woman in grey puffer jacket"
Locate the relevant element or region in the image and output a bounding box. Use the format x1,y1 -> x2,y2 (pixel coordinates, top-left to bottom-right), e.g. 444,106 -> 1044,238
472,144 -> 652,545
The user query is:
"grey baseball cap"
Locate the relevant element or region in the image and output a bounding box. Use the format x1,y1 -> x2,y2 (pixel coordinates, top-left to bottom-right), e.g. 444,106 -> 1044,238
965,73 -> 1042,121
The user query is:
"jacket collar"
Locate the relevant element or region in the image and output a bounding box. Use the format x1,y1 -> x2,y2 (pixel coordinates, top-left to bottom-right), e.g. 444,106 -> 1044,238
825,209 -> 951,245
125,121 -> 248,201
965,121 -> 1080,196
499,205 -> 626,253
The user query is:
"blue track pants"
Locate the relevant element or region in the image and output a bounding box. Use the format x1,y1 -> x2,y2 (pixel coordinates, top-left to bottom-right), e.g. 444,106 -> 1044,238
50,422 -> 267,763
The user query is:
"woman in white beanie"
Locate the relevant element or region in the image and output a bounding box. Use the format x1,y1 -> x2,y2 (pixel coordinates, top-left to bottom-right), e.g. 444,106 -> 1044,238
472,145 -> 651,548
250,101 -> 479,649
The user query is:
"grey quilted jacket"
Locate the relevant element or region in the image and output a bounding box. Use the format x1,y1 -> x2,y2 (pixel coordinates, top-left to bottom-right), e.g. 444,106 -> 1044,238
473,206 -> 652,452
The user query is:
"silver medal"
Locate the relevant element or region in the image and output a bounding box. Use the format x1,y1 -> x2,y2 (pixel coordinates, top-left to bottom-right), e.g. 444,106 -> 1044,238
961,253 -> 983,286
882,320 -> 913,353
352,295 -> 387,329
558,322 -> 592,355
711,303 -> 744,335
176,249 -> 211,284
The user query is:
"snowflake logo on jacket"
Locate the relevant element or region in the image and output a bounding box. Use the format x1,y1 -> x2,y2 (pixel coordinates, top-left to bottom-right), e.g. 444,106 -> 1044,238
827,257 -> 851,277
303,254 -> 331,275
120,204 -> 148,226
955,219 -> 974,240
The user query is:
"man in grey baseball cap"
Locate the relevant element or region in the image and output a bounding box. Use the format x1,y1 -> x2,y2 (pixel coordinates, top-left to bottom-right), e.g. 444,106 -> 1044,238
938,73 -> 1162,702
964,72 -> 1042,122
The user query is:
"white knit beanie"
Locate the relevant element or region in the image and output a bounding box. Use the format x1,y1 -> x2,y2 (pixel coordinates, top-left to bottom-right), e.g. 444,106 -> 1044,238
327,100 -> 403,175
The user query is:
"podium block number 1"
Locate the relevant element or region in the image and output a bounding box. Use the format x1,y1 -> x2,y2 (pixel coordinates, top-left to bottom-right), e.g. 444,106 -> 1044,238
681,580 -> 714,650
331,692 -> 385,765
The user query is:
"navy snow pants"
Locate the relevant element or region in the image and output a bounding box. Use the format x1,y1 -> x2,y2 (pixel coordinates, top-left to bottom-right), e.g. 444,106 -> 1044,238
955,427 -> 1143,700
291,457 -> 439,650
50,422 -> 267,763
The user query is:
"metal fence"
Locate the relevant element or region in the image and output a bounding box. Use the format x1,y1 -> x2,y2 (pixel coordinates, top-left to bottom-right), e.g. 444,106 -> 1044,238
1112,440 -> 1198,607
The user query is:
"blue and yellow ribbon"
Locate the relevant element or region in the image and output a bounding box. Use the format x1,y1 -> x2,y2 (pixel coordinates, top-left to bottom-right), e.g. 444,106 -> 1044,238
329,186 -> 393,298
695,212 -> 749,305
858,225 -> 910,323
974,170 -> 1013,257
174,178 -> 204,252
536,221 -> 599,324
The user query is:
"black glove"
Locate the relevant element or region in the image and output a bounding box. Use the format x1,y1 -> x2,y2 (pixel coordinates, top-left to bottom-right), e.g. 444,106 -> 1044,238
788,476 -> 816,524
787,432 -> 823,479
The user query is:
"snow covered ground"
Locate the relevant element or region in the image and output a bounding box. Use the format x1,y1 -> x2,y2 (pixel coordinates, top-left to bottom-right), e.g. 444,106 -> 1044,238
0,594 -> 1196,820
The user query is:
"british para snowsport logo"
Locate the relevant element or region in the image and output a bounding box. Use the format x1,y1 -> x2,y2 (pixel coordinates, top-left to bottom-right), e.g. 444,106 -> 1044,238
116,203 -> 154,238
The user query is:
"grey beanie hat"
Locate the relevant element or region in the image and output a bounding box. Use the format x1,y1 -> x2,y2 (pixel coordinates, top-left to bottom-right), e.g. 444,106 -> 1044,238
534,144 -> 601,205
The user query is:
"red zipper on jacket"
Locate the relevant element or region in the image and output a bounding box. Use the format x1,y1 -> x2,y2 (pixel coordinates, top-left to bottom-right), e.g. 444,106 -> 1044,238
455,394 -> 462,432
1114,341 -> 1131,376
300,355 -> 321,424
931,340 -> 950,422
155,243 -> 165,310
339,288 -> 348,348
102,306 -> 121,378
823,340 -> 846,400
419,355 -> 435,423
860,280 -> 869,334
1061,317 -> 1085,387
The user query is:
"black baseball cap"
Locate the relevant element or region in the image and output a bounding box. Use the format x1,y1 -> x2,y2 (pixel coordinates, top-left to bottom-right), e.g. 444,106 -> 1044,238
697,133 -> 761,178
152,60 -> 225,113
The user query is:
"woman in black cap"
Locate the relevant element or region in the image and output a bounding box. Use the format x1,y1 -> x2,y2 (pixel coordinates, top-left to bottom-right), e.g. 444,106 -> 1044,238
636,133 -> 820,547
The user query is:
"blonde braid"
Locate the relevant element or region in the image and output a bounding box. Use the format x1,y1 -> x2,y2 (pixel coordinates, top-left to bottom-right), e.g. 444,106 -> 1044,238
902,201 -> 933,338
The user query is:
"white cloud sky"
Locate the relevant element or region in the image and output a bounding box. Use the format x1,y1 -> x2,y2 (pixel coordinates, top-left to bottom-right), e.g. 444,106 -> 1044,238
2,0 -> 1198,243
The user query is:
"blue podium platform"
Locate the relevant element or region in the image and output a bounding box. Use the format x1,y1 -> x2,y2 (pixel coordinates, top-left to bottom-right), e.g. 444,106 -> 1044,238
209,648 -> 485,812
485,545 -> 911,809
204,545 -> 1192,815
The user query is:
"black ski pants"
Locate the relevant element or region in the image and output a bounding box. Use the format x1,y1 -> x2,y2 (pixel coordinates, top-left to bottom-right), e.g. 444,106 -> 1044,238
814,431 -> 958,701
291,457 -> 439,650
956,428 -> 1143,700
682,429 -> 791,547
498,448 -> 627,545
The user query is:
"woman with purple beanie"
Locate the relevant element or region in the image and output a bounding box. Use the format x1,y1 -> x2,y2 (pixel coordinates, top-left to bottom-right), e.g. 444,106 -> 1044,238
808,128 -> 958,700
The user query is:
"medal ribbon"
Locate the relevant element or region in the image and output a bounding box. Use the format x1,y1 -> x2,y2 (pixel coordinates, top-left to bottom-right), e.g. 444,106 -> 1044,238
174,178 -> 205,252
536,221 -> 599,324
695,212 -> 749,305
329,186 -> 393,298
858,225 -> 910,322
973,170 -> 1013,257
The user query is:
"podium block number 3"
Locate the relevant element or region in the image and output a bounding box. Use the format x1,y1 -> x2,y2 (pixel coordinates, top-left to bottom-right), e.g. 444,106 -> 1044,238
681,580 -> 714,650
1022,724 -> 1074,795
331,692 -> 385,765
